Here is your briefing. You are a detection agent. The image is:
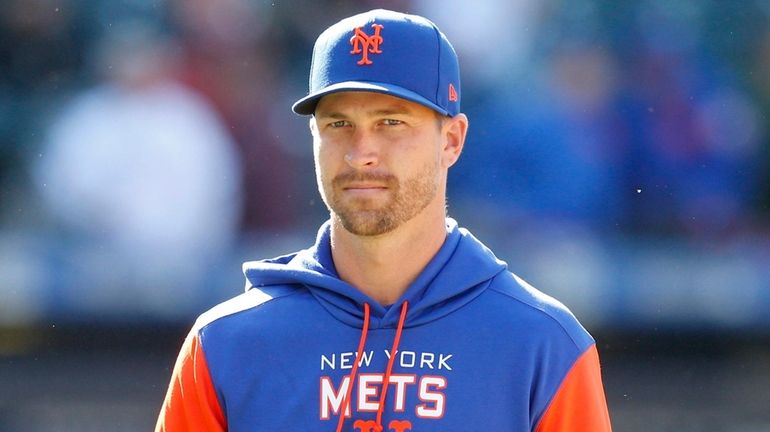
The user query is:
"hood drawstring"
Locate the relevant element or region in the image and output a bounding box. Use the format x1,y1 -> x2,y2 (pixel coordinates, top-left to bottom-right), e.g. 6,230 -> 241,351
376,301 -> 409,428
336,301 -> 409,432
337,303 -> 371,432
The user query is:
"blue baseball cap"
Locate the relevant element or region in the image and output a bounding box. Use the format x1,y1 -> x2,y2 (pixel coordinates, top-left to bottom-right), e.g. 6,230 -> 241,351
292,9 -> 461,117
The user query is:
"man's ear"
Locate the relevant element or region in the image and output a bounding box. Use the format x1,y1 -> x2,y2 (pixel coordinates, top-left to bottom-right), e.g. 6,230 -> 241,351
441,113 -> 468,168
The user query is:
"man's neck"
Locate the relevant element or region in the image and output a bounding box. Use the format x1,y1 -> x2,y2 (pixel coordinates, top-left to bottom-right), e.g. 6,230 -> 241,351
330,210 -> 448,306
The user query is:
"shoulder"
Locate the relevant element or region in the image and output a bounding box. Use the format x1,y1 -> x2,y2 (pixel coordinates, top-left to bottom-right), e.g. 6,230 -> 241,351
485,271 -> 595,352
192,286 -> 303,336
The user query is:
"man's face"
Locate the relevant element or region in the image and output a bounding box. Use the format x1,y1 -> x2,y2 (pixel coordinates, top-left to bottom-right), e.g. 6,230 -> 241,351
311,92 -> 454,236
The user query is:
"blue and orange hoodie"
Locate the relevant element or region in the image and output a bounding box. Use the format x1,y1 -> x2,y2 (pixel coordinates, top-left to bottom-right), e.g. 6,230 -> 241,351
156,219 -> 611,431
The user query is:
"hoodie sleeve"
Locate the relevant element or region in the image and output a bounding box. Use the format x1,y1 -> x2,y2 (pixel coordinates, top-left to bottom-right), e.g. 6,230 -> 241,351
155,331 -> 226,432
535,344 -> 612,432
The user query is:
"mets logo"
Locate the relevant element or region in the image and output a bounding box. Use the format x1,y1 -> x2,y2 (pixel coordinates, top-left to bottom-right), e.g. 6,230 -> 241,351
350,24 -> 384,65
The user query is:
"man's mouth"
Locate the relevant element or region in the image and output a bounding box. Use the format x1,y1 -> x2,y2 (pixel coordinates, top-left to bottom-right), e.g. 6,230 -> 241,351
334,173 -> 395,195
341,184 -> 389,197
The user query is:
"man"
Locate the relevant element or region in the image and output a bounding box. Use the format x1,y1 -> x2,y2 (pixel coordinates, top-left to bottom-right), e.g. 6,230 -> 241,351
156,9 -> 612,432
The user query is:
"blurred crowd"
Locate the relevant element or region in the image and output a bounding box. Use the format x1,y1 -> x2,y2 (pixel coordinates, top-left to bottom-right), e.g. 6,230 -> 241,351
1,0 -> 769,329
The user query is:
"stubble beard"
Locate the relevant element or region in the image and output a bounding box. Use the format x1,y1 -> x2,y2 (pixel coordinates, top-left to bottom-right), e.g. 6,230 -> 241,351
326,163 -> 439,237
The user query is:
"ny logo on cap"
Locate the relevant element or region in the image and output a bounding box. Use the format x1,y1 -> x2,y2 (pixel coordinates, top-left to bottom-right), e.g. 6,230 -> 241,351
350,24 -> 384,65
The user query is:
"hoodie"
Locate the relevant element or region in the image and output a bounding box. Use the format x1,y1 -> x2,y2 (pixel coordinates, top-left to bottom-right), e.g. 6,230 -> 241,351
156,219 -> 611,431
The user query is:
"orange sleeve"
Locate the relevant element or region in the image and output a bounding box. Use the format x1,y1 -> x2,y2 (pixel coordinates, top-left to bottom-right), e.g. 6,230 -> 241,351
535,344 -> 612,432
155,333 -> 226,432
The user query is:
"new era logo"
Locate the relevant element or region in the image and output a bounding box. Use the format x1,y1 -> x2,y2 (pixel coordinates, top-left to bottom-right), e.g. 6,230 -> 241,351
448,83 -> 458,102
350,24 -> 384,65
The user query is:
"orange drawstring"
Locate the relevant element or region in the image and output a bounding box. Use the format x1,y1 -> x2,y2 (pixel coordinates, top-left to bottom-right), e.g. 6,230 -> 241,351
336,301 -> 409,432
376,301 -> 409,428
337,303 -> 371,432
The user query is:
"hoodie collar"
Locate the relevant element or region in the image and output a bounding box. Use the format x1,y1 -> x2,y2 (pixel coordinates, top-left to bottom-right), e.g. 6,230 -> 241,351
243,218 -> 507,328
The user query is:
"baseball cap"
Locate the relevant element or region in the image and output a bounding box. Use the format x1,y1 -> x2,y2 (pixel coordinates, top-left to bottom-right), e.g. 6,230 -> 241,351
292,9 -> 461,117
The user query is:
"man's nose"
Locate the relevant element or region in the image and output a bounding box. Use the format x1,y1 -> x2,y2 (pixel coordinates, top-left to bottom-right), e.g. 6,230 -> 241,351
345,129 -> 379,168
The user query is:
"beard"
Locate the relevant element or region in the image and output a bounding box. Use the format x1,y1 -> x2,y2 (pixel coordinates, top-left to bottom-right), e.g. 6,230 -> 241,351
324,163 -> 439,236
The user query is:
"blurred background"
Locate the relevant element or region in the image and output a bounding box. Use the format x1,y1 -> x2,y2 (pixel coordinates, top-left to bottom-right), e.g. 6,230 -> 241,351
0,0 -> 769,430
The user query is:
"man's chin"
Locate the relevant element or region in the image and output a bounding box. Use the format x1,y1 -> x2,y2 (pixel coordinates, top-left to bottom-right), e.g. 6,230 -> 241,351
334,210 -> 399,237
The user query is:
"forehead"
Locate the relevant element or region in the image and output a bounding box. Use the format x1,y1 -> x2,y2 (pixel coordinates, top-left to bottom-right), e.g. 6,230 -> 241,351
314,91 -> 437,118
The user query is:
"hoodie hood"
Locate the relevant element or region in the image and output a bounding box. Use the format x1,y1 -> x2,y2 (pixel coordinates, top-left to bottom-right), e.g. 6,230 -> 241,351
243,218 -> 508,329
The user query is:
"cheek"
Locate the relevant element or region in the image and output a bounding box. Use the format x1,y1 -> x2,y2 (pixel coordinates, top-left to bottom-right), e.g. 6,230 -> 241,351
315,137 -> 339,161
314,151 -> 334,205
313,142 -> 327,184
314,143 -> 338,186
421,135 -> 446,169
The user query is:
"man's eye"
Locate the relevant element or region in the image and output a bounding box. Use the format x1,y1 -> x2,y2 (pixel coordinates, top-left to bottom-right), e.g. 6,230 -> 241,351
330,120 -> 348,128
383,119 -> 403,126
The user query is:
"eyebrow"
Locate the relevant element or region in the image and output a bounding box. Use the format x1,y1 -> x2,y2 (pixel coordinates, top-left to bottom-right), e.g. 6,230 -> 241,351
369,107 -> 413,116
